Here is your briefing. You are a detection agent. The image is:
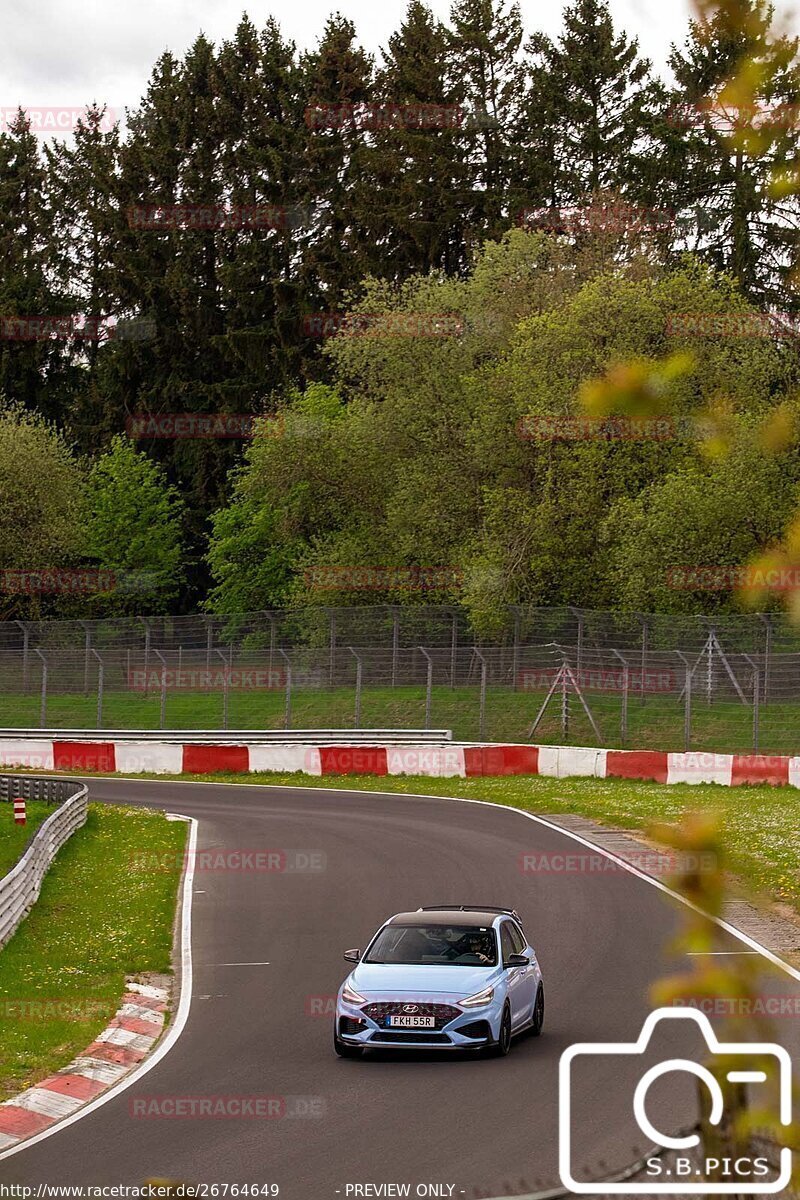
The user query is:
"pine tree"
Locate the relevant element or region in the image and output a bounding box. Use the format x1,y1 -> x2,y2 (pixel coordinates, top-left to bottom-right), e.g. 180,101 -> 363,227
0,112 -> 65,421
447,0 -> 523,242
299,16 -> 376,308
666,0 -> 800,309
45,106 -> 124,448
532,0 -> 661,205
364,0 -> 471,278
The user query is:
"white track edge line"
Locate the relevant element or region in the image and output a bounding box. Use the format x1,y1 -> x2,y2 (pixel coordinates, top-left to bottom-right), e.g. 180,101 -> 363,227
0,813 -> 197,1162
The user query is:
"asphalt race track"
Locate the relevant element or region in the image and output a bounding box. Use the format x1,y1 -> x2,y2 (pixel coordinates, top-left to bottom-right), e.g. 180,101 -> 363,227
2,779 -> 799,1198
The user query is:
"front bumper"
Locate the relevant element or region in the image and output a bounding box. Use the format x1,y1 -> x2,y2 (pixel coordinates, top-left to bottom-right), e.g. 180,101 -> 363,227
336,997 -> 501,1049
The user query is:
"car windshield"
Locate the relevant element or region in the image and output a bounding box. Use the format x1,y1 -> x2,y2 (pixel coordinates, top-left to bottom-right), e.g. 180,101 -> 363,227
365,924 -> 498,966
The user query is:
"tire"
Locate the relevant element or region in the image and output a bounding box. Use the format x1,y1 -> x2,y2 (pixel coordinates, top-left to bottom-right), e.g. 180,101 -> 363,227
529,984 -> 545,1037
334,1027 -> 362,1058
489,1004 -> 512,1057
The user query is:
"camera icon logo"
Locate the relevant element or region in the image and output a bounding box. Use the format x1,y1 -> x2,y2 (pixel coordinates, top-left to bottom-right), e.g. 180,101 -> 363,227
559,1007 -> 792,1194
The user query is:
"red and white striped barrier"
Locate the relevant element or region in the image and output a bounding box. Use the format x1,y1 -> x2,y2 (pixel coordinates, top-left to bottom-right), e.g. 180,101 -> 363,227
12,799 -> 25,825
0,736 -> 795,789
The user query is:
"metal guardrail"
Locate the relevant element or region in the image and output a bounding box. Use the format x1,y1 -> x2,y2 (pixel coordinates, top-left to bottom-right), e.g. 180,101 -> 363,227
0,774 -> 88,948
0,727 -> 453,744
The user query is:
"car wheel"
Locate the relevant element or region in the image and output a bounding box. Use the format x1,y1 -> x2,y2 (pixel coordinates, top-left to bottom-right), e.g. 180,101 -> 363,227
529,984 -> 545,1037
490,1004 -> 512,1057
334,1028 -> 362,1058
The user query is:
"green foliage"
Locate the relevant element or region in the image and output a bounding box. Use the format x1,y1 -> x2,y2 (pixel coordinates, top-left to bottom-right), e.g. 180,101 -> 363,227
0,404 -> 86,617
85,436 -> 185,612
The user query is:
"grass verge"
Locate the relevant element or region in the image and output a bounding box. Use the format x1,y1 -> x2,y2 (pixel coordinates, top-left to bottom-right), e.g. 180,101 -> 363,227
0,802 -> 54,878
1,685 -> 798,755
0,803 -> 187,1102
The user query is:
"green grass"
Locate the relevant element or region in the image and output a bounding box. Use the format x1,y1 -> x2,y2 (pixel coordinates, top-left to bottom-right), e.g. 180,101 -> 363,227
143,769 -> 800,927
2,684 -> 796,755
0,801 -> 53,877
0,804 -> 187,1101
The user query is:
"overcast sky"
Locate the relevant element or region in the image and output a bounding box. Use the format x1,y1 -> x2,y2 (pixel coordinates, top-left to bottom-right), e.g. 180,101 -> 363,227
0,0 -> 790,130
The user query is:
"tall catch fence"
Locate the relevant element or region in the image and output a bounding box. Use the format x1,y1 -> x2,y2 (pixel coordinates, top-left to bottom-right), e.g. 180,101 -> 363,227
0,605 -> 797,753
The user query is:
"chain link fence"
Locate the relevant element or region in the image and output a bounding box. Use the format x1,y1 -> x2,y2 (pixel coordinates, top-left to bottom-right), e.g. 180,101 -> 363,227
0,605 -> 797,752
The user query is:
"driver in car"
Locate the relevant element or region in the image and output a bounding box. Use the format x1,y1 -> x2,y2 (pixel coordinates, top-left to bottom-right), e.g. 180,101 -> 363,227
453,931 -> 492,964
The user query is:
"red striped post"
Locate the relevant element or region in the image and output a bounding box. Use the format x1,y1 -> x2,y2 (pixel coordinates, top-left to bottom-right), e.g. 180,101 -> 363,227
13,798 -> 26,826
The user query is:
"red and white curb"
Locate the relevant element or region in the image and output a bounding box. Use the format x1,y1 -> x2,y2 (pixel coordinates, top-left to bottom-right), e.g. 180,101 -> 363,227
0,737 -> 796,788
0,979 -> 169,1150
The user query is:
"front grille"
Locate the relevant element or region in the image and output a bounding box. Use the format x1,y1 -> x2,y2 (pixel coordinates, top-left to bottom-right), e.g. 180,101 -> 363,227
361,1002 -> 461,1030
370,1032 -> 451,1044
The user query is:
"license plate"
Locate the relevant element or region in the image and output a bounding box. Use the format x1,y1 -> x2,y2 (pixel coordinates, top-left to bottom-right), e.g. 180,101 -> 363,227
387,1015 -> 435,1028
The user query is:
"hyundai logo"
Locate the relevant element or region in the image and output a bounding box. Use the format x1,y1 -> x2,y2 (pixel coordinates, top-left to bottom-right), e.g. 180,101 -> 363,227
402,1004 -> 420,1014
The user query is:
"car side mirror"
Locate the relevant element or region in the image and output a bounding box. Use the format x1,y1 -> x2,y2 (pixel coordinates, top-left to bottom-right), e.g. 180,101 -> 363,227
507,953 -> 529,967
343,948 -> 361,963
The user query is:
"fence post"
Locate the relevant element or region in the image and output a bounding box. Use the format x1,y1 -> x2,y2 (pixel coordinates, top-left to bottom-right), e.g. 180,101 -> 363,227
139,617 -> 151,697
328,610 -> 336,688
474,649 -> 488,740
279,649 -> 292,730
677,651 -> 692,752
15,620 -> 29,694
638,615 -> 649,706
80,621 -> 91,696
217,649 -> 230,730
153,650 -> 167,729
744,655 -> 760,754
511,607 -> 521,692
391,608 -> 399,688
612,649 -> 629,748
419,647 -> 434,729
34,649 -> 47,728
93,649 -> 104,729
349,648 -> 363,727
450,610 -> 458,690
758,613 -> 772,705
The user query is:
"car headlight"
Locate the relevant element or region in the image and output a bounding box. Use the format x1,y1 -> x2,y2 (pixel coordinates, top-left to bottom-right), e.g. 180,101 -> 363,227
341,980 -> 367,1006
458,985 -> 495,1009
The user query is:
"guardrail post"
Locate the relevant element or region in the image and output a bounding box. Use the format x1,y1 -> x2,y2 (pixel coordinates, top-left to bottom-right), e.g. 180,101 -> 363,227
34,649 -> 47,728
419,647 -> 434,729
